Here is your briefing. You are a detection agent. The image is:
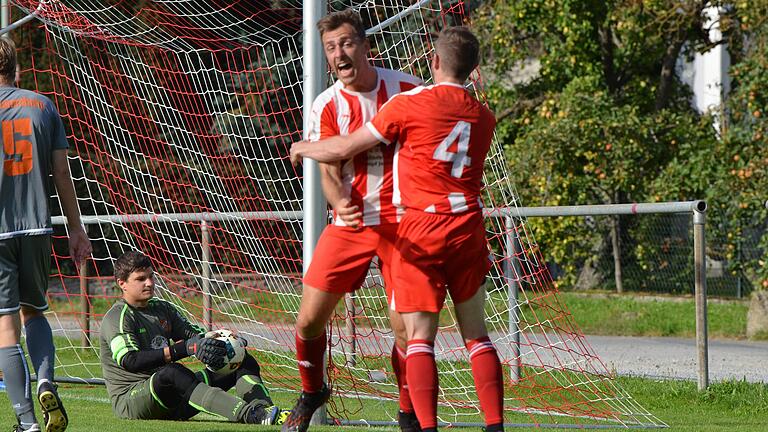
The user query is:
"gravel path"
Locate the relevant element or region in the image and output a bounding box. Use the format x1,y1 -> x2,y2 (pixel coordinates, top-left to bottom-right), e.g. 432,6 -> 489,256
53,316 -> 768,383
585,335 -> 768,383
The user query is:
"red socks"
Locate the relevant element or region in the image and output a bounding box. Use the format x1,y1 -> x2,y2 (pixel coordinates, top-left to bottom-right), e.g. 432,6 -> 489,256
296,331 -> 326,393
405,339 -> 438,429
391,344 -> 414,413
467,336 -> 504,426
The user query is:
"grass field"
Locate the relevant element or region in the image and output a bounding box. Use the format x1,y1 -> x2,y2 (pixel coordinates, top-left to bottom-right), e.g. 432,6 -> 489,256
543,292 -> 749,339
51,289 -> 751,340
1,376 -> 767,431
24,290 -> 758,430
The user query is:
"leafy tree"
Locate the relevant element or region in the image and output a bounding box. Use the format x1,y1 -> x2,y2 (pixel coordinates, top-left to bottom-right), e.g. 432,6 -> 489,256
652,2 -> 768,293
474,1 -> 740,291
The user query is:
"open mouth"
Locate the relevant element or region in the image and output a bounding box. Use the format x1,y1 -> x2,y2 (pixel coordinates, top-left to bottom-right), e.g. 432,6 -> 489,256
336,62 -> 353,73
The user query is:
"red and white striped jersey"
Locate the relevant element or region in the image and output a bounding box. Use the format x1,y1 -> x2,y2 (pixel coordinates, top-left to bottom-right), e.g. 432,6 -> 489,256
306,67 -> 421,226
366,83 -> 496,215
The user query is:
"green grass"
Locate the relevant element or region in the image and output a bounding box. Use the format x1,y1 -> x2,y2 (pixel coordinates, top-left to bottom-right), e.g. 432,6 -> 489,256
3,292 -> 762,431
487,291 -> 749,339
1,377 -> 767,431
51,286 -> 750,340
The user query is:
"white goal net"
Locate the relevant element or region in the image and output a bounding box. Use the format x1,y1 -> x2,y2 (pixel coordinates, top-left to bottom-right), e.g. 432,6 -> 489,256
10,0 -> 665,428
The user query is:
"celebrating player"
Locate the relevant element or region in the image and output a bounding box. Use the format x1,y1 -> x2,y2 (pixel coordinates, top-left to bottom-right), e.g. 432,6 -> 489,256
0,36 -> 92,432
99,251 -> 287,425
281,9 -> 423,432
290,27 -> 505,432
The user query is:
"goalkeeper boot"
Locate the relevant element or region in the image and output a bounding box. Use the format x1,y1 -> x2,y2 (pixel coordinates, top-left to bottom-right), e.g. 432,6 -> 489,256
38,381 -> 68,432
280,383 -> 331,432
243,402 -> 281,425
398,410 -> 421,432
275,408 -> 292,426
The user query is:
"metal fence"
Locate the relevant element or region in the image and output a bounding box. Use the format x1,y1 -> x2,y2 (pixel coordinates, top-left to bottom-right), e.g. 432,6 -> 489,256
53,200 -> 712,390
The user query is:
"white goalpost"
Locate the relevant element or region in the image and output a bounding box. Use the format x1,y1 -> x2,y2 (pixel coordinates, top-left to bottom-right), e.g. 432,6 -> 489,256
5,0 -> 667,428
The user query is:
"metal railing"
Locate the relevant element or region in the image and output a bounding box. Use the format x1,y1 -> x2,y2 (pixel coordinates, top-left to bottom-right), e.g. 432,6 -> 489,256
52,199 -> 710,391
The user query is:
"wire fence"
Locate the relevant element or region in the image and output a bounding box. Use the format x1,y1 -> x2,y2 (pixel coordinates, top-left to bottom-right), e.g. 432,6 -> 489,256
541,212 -> 762,298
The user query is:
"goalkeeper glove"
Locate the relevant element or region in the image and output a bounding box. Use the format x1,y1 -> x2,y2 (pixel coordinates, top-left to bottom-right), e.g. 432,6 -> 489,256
185,334 -> 228,369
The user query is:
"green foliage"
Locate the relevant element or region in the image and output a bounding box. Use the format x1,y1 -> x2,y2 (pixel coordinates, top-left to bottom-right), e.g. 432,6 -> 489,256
652,4 -> 768,290
474,1 -> 768,291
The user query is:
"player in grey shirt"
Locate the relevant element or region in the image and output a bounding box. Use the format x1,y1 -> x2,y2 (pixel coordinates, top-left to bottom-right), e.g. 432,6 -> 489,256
0,37 -> 91,432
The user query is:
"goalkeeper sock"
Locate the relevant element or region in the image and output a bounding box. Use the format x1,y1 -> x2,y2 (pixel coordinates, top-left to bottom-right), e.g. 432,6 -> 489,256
24,315 -> 55,384
189,382 -> 247,422
405,339 -> 437,430
0,345 -> 37,427
235,354 -> 273,404
236,375 -> 272,405
466,337 -> 504,426
296,330 -> 326,393
391,344 -> 414,413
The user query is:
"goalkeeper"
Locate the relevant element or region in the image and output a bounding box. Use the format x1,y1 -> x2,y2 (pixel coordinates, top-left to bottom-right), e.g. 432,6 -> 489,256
99,250 -> 286,425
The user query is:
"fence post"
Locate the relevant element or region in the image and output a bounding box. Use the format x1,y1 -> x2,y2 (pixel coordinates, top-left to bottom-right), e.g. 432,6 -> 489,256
79,258 -> 90,347
693,207 -> 709,390
345,292 -> 357,367
505,216 -> 521,383
201,220 -> 212,331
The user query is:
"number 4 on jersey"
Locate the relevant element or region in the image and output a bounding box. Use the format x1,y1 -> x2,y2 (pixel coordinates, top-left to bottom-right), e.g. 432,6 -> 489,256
432,120 -> 471,178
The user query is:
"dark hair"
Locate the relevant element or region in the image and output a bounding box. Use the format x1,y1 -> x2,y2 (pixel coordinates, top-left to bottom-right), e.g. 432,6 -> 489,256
435,27 -> 480,81
316,9 -> 366,40
0,37 -> 17,83
113,251 -> 153,283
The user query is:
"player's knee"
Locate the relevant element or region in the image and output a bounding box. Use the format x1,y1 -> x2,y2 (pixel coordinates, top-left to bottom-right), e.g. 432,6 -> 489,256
295,314 -> 326,339
239,353 -> 261,375
0,314 -> 20,345
20,306 -> 43,323
154,363 -> 198,391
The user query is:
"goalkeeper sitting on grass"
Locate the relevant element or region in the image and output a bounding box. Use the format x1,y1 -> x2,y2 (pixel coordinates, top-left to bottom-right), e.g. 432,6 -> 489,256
99,250 -> 287,425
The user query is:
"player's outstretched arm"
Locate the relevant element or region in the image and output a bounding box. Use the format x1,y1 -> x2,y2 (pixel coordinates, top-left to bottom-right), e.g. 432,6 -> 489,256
290,126 -> 380,165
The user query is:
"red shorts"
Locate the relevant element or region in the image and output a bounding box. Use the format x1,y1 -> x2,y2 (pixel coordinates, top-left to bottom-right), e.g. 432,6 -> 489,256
390,210 -> 491,313
303,224 -> 398,298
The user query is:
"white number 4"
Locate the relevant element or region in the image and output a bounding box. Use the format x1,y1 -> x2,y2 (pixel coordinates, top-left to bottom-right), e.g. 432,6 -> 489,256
432,121 -> 471,178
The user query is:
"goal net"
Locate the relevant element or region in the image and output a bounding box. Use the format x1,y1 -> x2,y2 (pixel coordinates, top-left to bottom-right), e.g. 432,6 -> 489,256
10,0 -> 664,428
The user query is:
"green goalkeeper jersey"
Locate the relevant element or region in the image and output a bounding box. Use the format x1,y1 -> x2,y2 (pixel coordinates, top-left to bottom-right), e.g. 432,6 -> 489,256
99,297 -> 204,404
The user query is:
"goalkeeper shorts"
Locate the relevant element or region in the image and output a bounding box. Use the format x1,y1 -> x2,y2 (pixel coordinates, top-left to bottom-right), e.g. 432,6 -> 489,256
303,223 -> 397,299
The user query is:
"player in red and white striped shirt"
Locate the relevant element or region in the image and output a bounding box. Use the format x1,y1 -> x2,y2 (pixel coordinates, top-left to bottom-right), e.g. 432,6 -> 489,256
283,10 -> 422,432
290,27 -> 504,432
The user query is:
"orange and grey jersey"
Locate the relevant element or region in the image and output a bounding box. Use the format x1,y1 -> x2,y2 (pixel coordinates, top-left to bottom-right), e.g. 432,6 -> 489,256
0,86 -> 69,240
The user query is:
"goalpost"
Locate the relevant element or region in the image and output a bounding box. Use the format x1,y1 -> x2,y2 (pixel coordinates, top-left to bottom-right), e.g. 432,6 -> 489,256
5,0 -> 666,428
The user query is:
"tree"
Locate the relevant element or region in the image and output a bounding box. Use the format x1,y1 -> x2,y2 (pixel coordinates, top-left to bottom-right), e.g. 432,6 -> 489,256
474,1 -> 739,291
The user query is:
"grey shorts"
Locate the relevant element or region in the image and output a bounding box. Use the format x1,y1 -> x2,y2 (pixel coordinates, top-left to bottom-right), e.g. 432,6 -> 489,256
0,234 -> 51,314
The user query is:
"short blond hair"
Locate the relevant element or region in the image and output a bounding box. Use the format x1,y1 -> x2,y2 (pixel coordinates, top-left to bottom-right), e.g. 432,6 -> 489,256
435,27 -> 479,81
0,38 -> 17,83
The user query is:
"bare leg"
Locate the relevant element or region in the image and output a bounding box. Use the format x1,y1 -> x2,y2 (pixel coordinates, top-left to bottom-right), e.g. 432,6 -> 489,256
454,287 -> 489,342
295,285 -> 344,339
0,313 -> 21,347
